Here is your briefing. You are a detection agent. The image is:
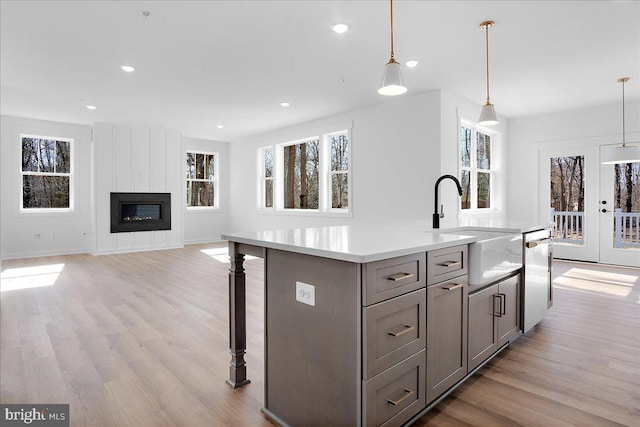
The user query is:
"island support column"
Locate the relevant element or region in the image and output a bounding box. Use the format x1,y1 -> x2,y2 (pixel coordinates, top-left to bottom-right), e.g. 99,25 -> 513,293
226,241 -> 251,388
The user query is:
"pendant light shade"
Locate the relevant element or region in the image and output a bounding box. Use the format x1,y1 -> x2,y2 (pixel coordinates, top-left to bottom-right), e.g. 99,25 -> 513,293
378,59 -> 407,96
601,145 -> 640,164
478,21 -> 498,125
602,77 -> 640,164
478,102 -> 498,126
378,0 -> 407,96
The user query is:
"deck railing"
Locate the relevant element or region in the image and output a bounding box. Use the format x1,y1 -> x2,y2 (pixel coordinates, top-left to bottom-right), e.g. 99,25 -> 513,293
614,208 -> 640,248
550,208 -> 640,248
550,209 -> 584,244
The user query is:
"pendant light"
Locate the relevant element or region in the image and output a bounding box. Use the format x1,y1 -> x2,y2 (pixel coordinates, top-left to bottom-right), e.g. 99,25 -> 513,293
478,21 -> 498,125
378,0 -> 407,96
602,77 -> 640,164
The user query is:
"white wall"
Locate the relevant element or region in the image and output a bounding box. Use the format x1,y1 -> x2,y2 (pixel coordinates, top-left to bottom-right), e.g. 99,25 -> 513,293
1,116 -> 93,258
228,91 -> 443,232
183,137 -> 230,243
94,123 -> 183,254
507,100 -> 640,223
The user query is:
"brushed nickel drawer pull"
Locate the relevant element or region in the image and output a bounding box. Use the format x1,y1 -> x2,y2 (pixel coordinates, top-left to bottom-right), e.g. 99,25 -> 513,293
388,325 -> 416,337
437,260 -> 461,267
493,294 -> 502,317
388,389 -> 414,406
499,293 -> 506,315
387,272 -> 414,282
441,283 -> 462,291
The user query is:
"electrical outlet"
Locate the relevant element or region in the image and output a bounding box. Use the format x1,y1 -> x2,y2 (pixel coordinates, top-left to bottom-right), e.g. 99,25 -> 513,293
34,233 -> 41,239
295,281 -> 315,306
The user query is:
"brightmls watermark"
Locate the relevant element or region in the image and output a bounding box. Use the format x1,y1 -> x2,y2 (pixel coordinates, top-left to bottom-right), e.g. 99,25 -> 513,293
0,405 -> 68,426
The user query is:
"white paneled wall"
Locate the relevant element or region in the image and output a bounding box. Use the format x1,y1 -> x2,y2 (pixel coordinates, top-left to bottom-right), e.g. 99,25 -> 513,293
94,123 -> 183,254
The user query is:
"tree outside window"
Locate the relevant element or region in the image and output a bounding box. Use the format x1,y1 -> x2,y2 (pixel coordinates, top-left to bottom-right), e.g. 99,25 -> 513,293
284,139 -> 319,209
186,152 -> 218,207
21,135 -> 72,209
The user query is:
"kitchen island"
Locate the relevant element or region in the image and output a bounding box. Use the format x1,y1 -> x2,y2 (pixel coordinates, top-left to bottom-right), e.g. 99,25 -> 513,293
222,222 -> 551,427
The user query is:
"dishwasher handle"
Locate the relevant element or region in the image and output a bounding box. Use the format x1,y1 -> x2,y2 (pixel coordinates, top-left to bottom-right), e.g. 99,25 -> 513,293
525,238 -> 552,249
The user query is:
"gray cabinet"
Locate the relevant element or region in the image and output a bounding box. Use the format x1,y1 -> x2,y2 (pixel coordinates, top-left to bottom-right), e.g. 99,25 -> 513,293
426,276 -> 468,403
363,289 -> 426,379
468,274 -> 520,371
425,245 -> 469,404
362,254 -> 428,426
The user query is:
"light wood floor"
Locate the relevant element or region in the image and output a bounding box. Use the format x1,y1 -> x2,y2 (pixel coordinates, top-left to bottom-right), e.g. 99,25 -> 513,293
1,245 -> 638,426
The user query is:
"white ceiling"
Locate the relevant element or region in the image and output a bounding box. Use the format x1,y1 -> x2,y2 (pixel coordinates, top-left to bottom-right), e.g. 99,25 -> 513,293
1,1 -> 639,140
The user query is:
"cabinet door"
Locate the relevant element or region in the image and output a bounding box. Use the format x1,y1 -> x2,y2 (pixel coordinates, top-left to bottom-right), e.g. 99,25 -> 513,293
497,275 -> 520,347
426,276 -> 468,403
467,284 -> 499,371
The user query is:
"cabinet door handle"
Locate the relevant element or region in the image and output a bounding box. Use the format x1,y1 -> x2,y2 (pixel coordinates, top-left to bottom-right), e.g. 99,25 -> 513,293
388,325 -> 416,337
499,293 -> 506,315
441,283 -> 462,291
437,260 -> 461,268
387,273 -> 414,282
387,389 -> 414,406
493,294 -> 503,317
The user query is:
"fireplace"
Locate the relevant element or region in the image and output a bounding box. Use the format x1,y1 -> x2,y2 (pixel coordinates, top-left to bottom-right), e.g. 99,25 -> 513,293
110,192 -> 171,233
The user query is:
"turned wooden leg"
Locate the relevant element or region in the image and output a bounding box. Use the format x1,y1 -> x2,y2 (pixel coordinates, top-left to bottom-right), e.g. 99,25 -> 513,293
226,242 -> 251,388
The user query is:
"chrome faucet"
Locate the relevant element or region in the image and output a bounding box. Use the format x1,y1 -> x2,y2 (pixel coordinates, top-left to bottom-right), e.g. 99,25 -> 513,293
433,174 -> 463,229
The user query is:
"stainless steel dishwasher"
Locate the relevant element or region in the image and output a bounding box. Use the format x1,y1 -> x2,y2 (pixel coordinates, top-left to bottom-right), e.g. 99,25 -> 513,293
522,227 -> 553,333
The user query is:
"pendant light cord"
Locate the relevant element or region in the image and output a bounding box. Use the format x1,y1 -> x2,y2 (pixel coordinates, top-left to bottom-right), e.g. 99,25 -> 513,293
389,0 -> 396,62
621,79 -> 626,147
484,23 -> 491,104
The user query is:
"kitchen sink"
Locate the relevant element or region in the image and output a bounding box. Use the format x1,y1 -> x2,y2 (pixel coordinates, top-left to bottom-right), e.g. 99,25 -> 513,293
440,229 -> 523,285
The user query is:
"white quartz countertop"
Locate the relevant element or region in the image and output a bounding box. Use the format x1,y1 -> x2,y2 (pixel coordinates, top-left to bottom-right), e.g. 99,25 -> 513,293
222,220 -> 552,263
223,222 -> 478,263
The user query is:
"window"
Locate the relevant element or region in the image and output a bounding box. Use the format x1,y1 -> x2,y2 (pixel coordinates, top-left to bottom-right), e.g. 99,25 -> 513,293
259,129 -> 351,214
261,147 -> 274,208
460,123 -> 494,210
186,151 -> 218,208
21,135 -> 72,210
329,132 -> 349,209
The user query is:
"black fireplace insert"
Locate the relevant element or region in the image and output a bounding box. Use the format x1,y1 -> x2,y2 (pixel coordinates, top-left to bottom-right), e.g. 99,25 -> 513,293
110,192 -> 171,233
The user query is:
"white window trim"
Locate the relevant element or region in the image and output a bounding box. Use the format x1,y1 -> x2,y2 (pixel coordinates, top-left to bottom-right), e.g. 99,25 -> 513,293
257,128 -> 352,217
186,150 -> 219,210
459,120 -> 497,214
19,133 -> 74,213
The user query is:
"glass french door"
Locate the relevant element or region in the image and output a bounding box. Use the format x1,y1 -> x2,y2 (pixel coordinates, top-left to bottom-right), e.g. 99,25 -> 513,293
599,147 -> 640,267
540,147 -> 599,262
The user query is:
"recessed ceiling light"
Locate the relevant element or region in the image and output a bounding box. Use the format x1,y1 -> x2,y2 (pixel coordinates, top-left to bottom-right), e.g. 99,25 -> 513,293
331,23 -> 349,34
405,60 -> 418,68
280,102 -> 291,107
121,65 -> 135,72
216,123 -> 224,129
86,105 -> 97,110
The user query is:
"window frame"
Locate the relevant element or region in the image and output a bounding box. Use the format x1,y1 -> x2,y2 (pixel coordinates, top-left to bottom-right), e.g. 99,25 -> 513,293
186,150 -> 219,210
258,128 -> 352,216
459,121 -> 495,212
19,133 -> 74,213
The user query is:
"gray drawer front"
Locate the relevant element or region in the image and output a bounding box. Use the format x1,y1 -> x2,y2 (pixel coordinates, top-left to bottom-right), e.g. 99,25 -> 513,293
427,245 -> 468,285
363,289 -> 426,379
363,349 -> 426,427
364,253 -> 426,305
